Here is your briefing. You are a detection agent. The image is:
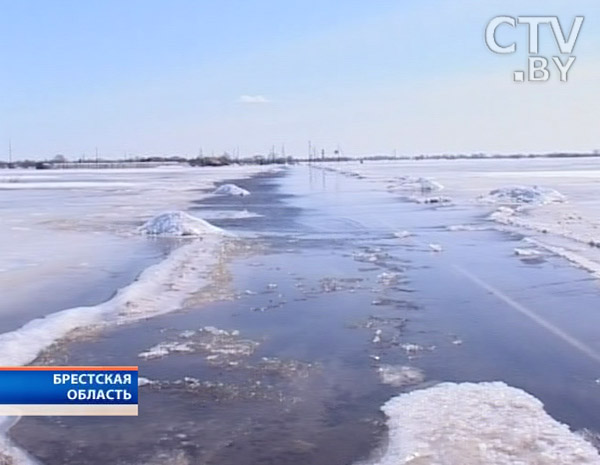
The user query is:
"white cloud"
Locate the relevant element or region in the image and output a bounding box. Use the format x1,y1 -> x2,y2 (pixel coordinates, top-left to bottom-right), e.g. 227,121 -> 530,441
239,95 -> 270,104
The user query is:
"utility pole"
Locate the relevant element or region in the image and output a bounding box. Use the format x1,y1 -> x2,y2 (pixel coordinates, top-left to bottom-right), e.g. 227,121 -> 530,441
8,139 -> 12,164
308,140 -> 312,163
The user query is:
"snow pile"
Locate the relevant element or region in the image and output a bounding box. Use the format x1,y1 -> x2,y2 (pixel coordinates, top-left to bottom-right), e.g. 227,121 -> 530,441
482,186 -> 566,205
370,382 -> 600,465
139,211 -> 226,237
213,183 -> 250,197
378,365 -> 424,387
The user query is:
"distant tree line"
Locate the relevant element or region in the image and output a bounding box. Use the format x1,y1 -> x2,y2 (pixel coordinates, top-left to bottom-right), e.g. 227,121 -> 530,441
1,151 -> 599,169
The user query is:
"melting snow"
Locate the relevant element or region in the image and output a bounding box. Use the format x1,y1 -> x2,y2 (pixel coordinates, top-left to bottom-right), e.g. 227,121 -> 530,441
370,382 -> 600,465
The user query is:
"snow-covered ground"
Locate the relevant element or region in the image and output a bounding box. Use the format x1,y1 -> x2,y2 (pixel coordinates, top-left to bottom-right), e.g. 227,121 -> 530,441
321,158 -> 600,280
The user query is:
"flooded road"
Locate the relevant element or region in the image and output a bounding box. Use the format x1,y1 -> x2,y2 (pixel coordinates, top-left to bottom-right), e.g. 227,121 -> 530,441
11,166 -> 600,464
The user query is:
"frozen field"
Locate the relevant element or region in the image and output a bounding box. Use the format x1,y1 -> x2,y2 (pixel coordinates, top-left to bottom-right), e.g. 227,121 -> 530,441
1,160 -> 600,464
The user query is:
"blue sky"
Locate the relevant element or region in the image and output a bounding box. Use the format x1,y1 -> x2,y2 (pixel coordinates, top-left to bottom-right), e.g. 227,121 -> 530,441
1,0 -> 599,160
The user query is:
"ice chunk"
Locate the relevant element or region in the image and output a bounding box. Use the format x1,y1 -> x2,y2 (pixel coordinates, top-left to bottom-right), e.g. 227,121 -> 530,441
213,183 -> 250,197
393,230 -> 413,239
482,186 -> 566,205
370,382 -> 600,465
138,211 -> 226,237
373,329 -> 383,344
201,326 -> 231,336
400,343 -> 424,355
138,377 -> 157,387
138,341 -> 194,359
429,243 -> 443,252
378,365 -> 425,387
377,272 -> 402,286
514,248 -> 542,258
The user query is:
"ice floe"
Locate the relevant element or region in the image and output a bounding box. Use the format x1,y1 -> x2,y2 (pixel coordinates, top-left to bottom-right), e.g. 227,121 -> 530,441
370,381 -> 600,465
139,211 -> 226,237
213,184 -> 250,197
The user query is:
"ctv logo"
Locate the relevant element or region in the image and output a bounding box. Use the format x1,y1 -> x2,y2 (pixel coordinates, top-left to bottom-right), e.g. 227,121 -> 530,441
485,16 -> 584,82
